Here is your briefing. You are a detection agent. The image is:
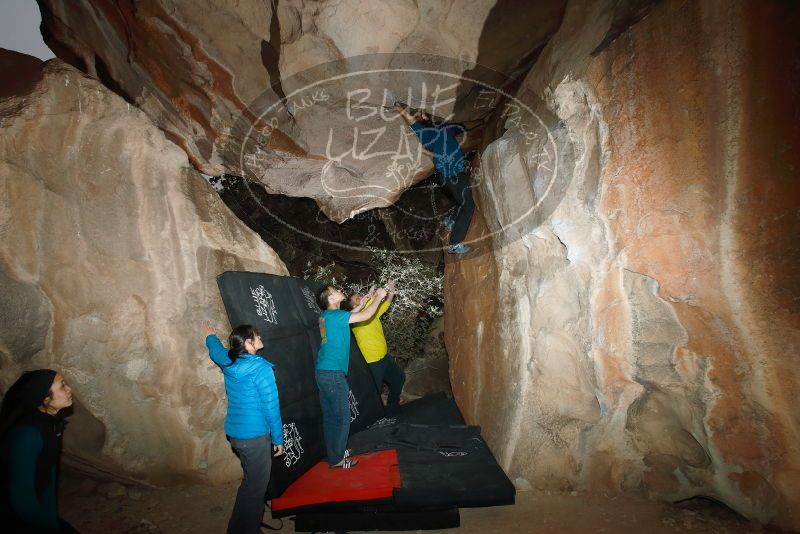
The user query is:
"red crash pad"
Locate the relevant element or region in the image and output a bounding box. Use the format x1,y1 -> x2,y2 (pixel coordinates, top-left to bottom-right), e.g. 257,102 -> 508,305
271,449 -> 400,512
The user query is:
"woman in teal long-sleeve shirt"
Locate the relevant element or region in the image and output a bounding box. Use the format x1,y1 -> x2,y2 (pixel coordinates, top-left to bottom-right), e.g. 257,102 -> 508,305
0,369 -> 78,532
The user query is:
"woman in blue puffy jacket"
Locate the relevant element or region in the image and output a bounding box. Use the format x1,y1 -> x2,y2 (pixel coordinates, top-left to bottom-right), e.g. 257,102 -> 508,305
203,321 -> 285,534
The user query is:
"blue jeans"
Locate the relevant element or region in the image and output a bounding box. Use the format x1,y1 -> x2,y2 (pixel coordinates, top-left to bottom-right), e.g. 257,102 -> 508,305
228,434 -> 271,534
315,370 -> 350,466
368,354 -> 406,405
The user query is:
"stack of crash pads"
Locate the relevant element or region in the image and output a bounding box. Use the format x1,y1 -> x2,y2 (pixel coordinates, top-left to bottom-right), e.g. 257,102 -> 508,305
217,272 -> 514,531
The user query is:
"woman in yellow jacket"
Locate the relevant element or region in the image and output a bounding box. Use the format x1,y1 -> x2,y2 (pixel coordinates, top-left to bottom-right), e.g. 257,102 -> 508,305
347,280 -> 406,406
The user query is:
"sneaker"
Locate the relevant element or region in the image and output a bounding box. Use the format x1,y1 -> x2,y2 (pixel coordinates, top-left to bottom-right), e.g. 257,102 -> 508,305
447,243 -> 472,254
329,457 -> 359,469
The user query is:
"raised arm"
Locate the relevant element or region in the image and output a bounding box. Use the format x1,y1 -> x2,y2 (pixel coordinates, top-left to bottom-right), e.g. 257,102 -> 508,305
393,103 -> 417,125
384,280 -> 396,306
203,321 -> 231,366
373,281 -> 395,319
350,298 -> 368,313
349,287 -> 387,323
350,285 -> 376,313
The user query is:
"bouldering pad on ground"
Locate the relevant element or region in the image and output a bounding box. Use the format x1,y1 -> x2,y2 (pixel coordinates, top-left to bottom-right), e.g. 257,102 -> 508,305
216,273 -> 515,531
350,401 -> 516,508
271,449 -> 400,516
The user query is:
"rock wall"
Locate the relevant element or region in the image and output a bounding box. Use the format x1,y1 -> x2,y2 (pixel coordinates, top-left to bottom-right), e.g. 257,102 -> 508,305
0,52 -> 287,483
446,0 -> 800,529
36,0 -> 568,220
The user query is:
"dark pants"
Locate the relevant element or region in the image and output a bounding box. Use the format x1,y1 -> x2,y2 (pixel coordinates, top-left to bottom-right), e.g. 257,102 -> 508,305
228,434 -> 271,534
315,370 -> 350,466
368,354 -> 406,406
442,170 -> 474,245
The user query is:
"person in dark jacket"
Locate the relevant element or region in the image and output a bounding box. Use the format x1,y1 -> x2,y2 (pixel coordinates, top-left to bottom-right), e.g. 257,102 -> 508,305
394,103 -> 475,254
203,322 -> 285,534
0,369 -> 78,533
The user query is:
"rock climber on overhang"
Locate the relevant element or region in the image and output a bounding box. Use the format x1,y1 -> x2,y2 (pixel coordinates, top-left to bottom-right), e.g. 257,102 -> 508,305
393,102 -> 481,255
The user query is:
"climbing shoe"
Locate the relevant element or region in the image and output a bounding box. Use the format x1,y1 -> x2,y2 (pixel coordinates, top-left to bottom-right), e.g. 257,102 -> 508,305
329,457 -> 359,469
441,214 -> 455,231
447,243 -> 472,254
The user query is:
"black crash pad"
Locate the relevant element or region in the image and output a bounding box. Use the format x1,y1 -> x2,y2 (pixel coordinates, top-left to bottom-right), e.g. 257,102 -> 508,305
353,395 -> 515,508
216,271 -> 384,497
216,272 -> 515,531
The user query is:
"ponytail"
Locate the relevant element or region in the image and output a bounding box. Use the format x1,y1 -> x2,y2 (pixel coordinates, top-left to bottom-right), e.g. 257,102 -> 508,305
317,285 -> 334,310
227,325 -> 259,366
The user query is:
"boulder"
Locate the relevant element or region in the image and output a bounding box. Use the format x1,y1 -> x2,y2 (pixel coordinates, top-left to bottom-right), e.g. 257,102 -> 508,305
36,0 -> 568,220
0,52 -> 287,483
445,0 -> 800,529
402,316 -> 451,399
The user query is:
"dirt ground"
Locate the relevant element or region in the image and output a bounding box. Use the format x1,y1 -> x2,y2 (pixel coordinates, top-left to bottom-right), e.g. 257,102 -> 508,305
59,468 -> 779,534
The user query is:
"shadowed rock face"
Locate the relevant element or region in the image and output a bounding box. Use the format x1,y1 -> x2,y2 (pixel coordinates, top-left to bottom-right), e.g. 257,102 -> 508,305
0,53 -> 287,483
446,1 -> 800,529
